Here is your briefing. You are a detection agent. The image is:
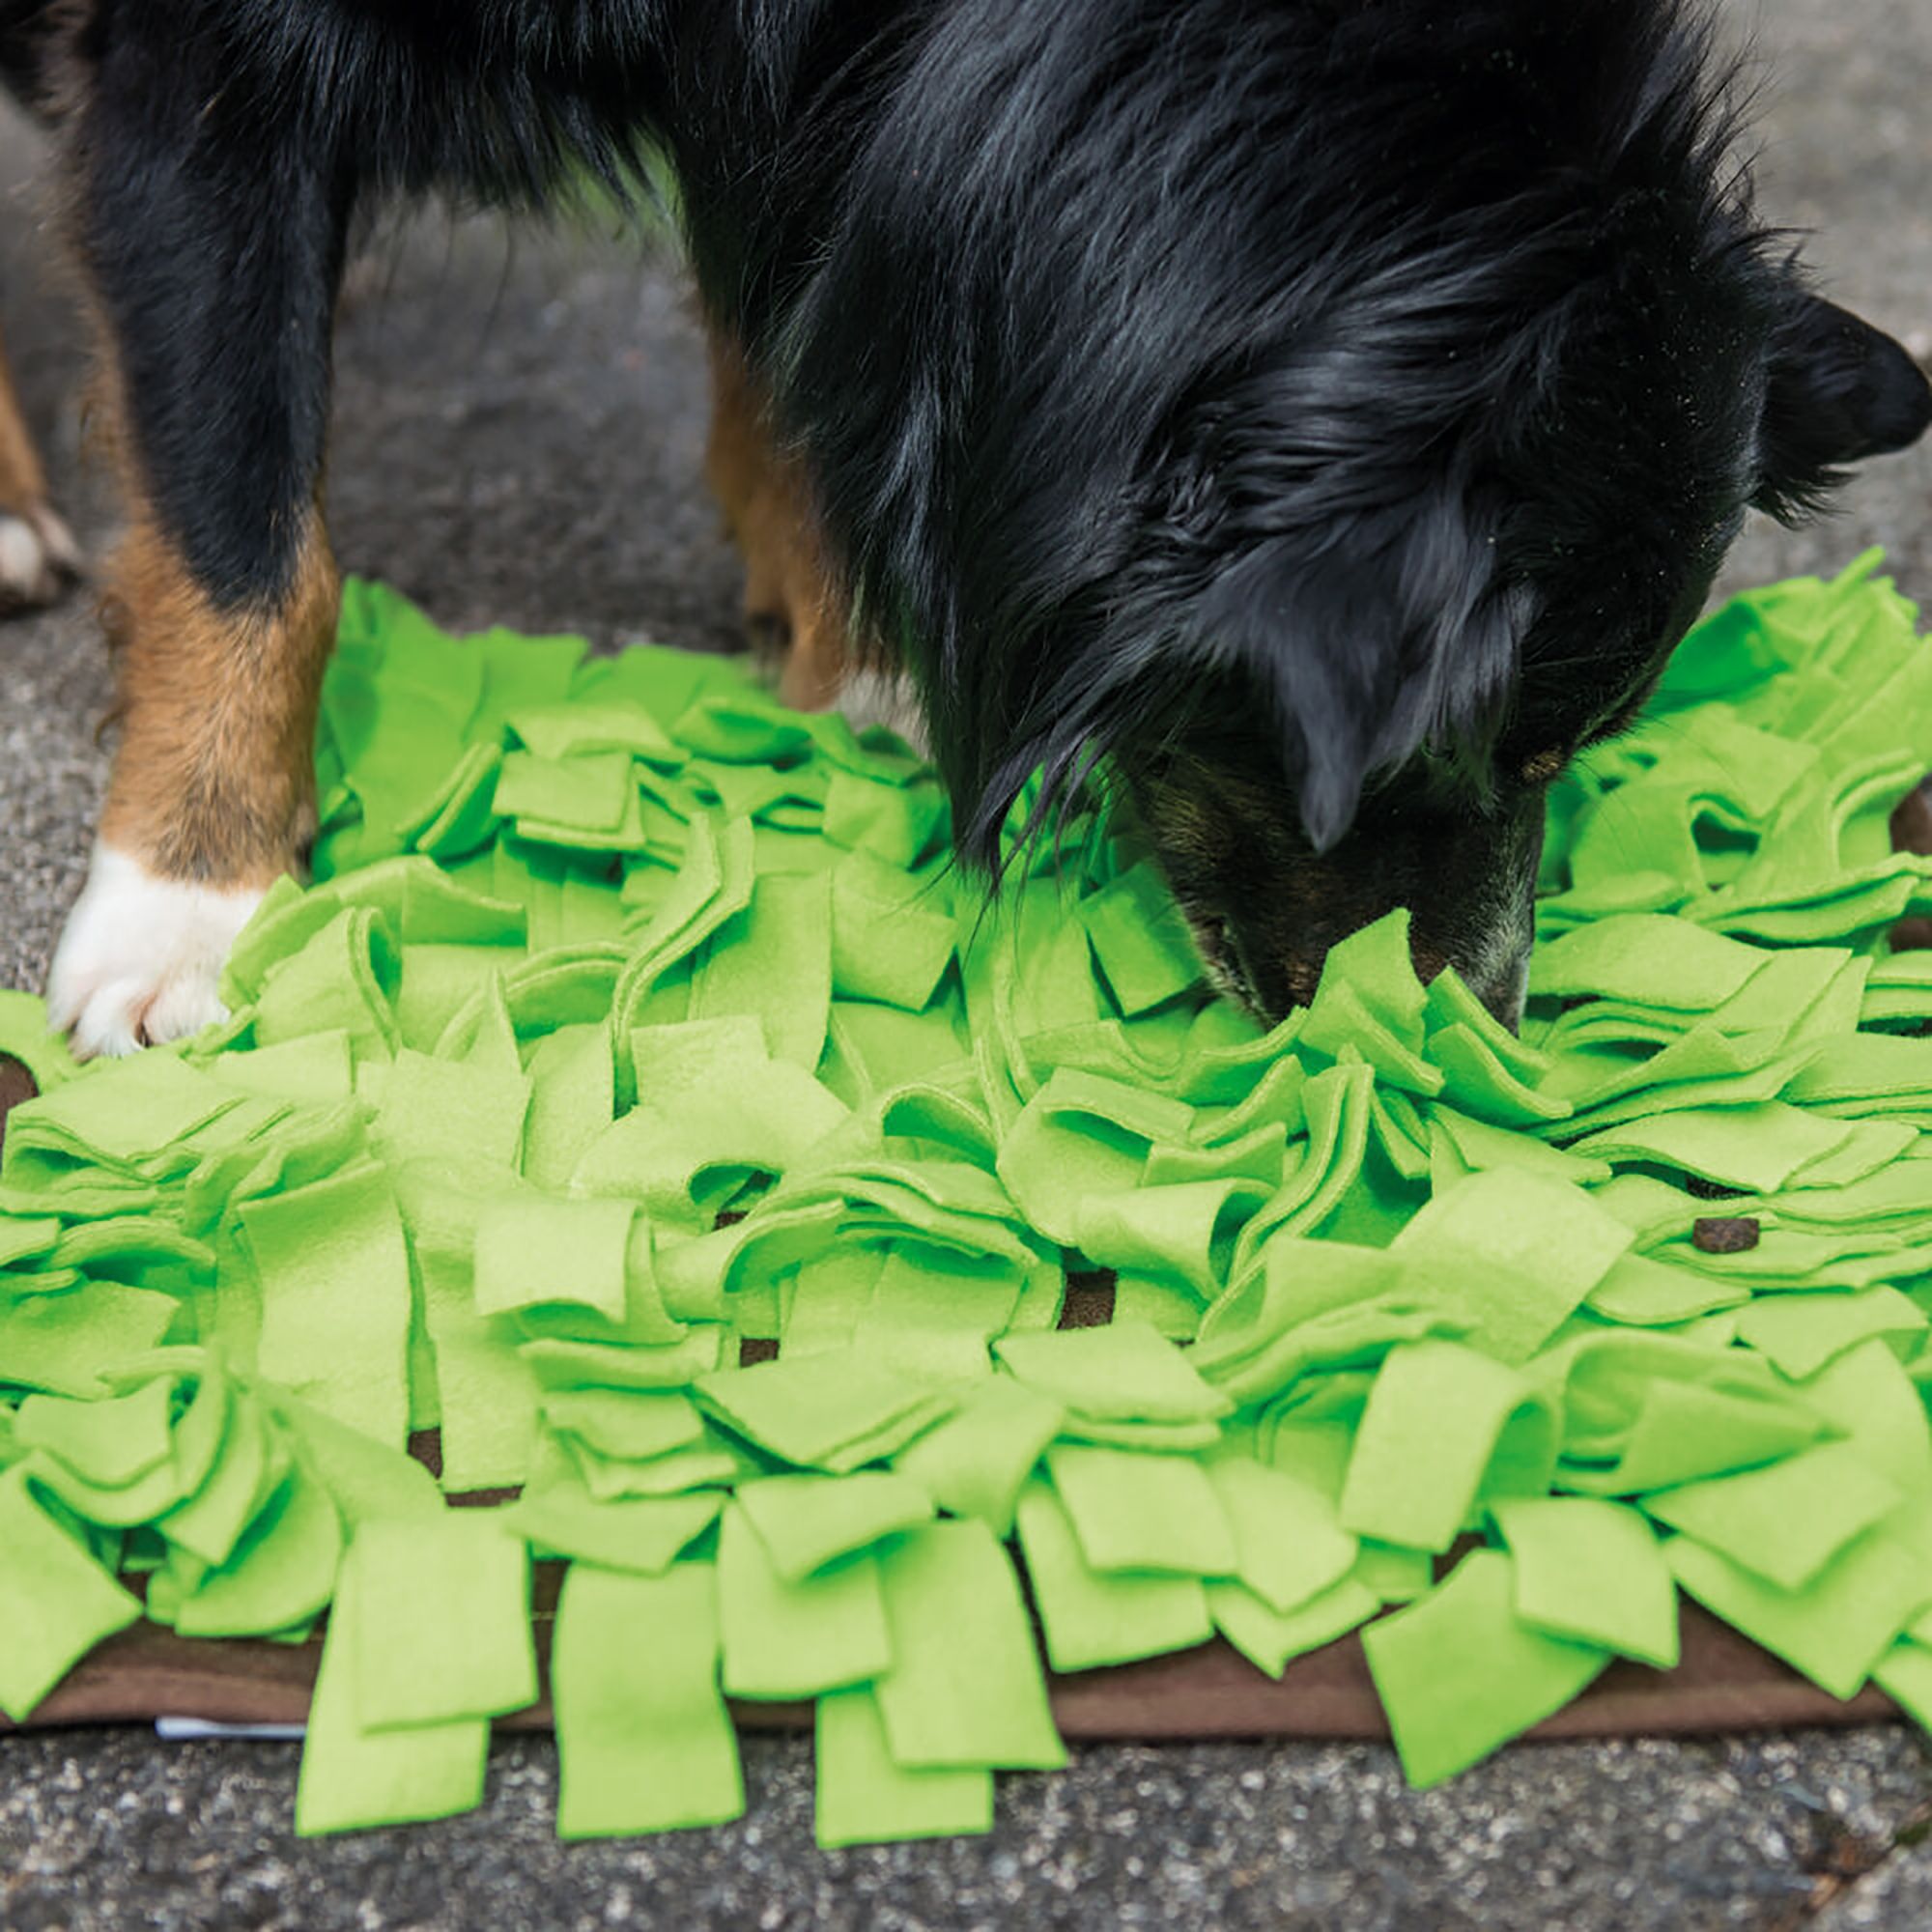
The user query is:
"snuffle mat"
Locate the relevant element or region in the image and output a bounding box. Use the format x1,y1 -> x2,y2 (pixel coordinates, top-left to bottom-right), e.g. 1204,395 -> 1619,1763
5,554 -> 1932,1842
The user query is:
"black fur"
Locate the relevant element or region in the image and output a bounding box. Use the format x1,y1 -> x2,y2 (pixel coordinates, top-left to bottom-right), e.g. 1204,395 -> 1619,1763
9,0 -> 1928,1018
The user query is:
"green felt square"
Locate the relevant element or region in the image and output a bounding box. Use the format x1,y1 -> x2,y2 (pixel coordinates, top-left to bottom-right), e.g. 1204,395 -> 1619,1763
551,1561 -> 745,1837
169,1461 -> 343,1639
1389,1168 -> 1634,1364
294,1534 -> 488,1835
272,1395 -> 444,1528
541,1387 -> 703,1463
240,1164 -> 412,1449
994,1067 -> 1192,1247
520,1023 -> 615,1191
695,1349 -> 954,1472
1791,1338 -> 1932,1496
994,1318 -> 1229,1424
15,1377 -> 177,1491
0,1212 -> 61,1270
0,988 -> 78,1094
1079,863 -> 1204,1015
400,740 -> 504,861
0,1467 -> 143,1719
1362,1550 -> 1610,1787
848,1243 -> 1022,1383
1491,1497 -> 1679,1667
518,1326 -> 726,1395
691,872 -> 833,1070
371,1048 -> 531,1172
473,1196 -> 634,1323
1072,1179 -> 1269,1299
1643,1442 -> 1902,1593
348,1515 -> 536,1726
1014,1477 -> 1213,1671
1339,1340 -> 1558,1554
1207,1455 -> 1359,1616
8,1050 -> 242,1167
1872,1636 -> 1932,1735
252,907 -> 400,1059
520,1485 -> 721,1577
873,1519 -> 1065,1770
493,749 -> 633,833
717,1503 -> 891,1698
891,1376 -> 1064,1537
814,1686 -> 994,1848
1045,1443 -> 1236,1577
831,850 -> 958,1011
732,1470 -> 935,1582
1208,1575 -> 1380,1679
1666,1509 -> 1932,1701
1735,1287 -> 1927,1379
565,1428 -> 741,1501
1585,1252 -> 1749,1328
159,1387 -> 277,1567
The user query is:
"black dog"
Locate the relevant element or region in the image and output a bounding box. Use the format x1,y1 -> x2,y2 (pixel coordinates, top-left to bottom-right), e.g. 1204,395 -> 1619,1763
9,0 -> 1927,1053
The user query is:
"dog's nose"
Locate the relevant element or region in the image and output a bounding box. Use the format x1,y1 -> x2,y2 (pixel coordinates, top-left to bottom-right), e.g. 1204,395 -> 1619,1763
1413,906 -> 1533,1037
1468,948 -> 1531,1034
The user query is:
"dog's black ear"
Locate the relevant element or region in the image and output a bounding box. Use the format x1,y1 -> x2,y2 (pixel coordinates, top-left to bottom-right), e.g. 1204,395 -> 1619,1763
1754,295 -> 1932,517
1189,488 -> 1525,852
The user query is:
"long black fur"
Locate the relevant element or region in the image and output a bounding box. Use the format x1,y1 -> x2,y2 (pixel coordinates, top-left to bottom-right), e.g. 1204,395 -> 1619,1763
7,0 -> 1928,1016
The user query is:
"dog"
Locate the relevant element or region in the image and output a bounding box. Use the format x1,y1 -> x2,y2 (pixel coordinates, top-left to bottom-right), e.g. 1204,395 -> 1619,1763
5,0 -> 1927,1055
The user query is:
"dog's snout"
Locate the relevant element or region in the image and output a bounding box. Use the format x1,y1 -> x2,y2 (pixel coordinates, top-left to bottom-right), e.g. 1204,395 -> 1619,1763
1420,850 -> 1538,1037
1408,917 -> 1532,1035
1463,943 -> 1532,1035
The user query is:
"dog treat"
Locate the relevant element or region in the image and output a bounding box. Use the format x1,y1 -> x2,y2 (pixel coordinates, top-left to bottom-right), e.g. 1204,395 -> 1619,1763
1692,1214 -> 1761,1253
8,553 -> 1932,1837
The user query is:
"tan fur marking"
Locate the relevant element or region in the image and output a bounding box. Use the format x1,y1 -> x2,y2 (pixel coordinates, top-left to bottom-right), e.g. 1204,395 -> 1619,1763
98,509 -> 339,887
703,328 -> 854,709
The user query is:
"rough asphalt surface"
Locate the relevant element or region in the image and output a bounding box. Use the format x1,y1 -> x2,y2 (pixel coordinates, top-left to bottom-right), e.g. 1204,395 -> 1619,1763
4,1 -> 1932,1925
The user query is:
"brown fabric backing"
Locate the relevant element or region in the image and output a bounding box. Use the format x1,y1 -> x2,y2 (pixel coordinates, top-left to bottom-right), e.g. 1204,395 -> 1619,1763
0,1605 -> 1901,1743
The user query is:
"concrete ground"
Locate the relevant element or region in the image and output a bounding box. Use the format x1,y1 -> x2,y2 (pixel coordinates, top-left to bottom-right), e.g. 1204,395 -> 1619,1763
3,0 -> 1932,1925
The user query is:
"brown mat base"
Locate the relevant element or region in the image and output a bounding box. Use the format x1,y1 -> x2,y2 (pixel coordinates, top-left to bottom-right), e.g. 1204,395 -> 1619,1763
0,1605 -> 1900,1743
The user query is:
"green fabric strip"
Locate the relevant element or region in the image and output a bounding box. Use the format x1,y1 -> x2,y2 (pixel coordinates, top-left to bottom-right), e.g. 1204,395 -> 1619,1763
0,1467 -> 143,1719
814,1686 -> 994,1847
551,1561 -> 745,1837
295,1548 -> 487,1834
1362,1550 -> 1610,1787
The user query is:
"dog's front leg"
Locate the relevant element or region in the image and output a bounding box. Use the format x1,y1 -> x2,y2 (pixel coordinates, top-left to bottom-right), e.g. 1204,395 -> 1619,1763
45,35 -> 349,1056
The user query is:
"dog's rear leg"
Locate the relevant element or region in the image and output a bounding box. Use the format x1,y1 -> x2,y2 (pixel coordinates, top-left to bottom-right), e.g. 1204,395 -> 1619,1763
0,326 -> 80,610
704,328 -> 847,703
703,328 -> 925,747
45,47 -> 348,1055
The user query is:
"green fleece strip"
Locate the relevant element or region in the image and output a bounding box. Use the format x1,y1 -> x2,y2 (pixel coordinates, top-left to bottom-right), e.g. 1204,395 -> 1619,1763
551,1561 -> 744,1838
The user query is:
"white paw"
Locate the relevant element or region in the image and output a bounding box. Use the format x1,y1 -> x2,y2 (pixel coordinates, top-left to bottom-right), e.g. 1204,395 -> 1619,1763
0,502 -> 80,611
46,843 -> 267,1058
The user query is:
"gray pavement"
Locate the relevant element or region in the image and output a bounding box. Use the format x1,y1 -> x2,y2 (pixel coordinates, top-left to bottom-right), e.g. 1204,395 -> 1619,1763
4,1 -> 1932,1925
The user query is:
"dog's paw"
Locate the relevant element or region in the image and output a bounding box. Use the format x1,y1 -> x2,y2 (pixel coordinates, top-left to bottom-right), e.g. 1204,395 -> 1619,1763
46,843 -> 266,1058
0,502 -> 81,612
